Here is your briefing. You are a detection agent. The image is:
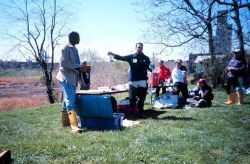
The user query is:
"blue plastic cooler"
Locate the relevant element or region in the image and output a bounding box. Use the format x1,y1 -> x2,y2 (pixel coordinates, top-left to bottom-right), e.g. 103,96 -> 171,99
80,113 -> 124,130
76,95 -> 113,118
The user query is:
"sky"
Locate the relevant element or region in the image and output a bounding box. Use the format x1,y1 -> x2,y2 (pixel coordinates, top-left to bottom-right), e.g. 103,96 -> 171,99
72,0 -> 155,60
67,0 -> 188,62
0,0 -> 191,62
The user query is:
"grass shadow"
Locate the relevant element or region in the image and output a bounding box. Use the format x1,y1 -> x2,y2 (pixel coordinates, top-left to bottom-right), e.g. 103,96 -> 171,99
158,115 -> 197,121
209,104 -> 224,107
142,109 -> 197,121
142,109 -> 167,119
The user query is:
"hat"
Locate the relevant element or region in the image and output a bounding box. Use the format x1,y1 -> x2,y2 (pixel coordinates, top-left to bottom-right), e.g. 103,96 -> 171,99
197,79 -> 206,84
232,49 -> 241,53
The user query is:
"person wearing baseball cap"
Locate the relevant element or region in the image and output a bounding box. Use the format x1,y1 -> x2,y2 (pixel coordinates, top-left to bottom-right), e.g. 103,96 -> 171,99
224,49 -> 246,105
188,79 -> 214,108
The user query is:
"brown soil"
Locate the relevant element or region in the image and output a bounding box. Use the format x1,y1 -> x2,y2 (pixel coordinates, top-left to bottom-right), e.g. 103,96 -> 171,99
0,76 -> 61,111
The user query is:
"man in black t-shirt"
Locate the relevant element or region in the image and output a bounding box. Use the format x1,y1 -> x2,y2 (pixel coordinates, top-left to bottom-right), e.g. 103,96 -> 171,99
108,43 -> 152,118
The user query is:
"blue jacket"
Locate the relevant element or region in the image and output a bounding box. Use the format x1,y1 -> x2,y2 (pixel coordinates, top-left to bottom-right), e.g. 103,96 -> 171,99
227,58 -> 245,78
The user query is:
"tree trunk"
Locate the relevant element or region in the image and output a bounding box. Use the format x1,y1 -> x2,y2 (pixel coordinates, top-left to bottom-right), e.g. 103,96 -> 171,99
233,0 -> 245,55
207,22 -> 218,88
45,74 -> 55,104
41,61 -> 55,104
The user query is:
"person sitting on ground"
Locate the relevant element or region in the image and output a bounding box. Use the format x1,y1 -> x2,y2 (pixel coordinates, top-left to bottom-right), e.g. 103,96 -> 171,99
188,86 -> 199,98
188,79 -> 214,108
154,60 -> 171,98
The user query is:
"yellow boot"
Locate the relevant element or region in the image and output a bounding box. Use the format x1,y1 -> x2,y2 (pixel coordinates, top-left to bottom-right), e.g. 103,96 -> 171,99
61,108 -> 70,127
237,93 -> 243,105
224,93 -> 236,105
224,94 -> 232,104
68,110 -> 82,133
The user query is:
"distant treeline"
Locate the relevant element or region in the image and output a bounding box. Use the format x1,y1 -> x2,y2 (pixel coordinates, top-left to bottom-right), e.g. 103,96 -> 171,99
0,61 -> 59,69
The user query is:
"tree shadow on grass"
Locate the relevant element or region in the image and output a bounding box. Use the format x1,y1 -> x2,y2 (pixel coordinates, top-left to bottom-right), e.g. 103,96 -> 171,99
142,109 -> 166,119
211,105 -> 224,107
123,109 -> 166,120
142,109 -> 197,121
141,109 -> 196,121
158,115 -> 197,121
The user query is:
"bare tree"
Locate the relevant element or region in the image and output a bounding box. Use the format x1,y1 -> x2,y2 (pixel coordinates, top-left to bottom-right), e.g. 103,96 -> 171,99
137,0 -> 212,54
137,0 -> 250,87
216,0 -> 250,55
138,0 -> 219,86
138,0 -> 249,54
2,0 -> 67,103
79,48 -> 105,62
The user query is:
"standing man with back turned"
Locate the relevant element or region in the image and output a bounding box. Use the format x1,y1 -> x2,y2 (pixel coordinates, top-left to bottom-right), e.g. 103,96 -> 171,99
57,31 -> 82,133
108,43 -> 152,118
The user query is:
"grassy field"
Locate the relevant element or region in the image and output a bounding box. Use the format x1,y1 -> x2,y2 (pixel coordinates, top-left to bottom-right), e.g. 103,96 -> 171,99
0,90 -> 250,163
0,68 -> 44,77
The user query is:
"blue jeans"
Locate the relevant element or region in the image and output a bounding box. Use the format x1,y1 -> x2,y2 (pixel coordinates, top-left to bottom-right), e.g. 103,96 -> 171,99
236,77 -> 244,93
60,80 -> 77,111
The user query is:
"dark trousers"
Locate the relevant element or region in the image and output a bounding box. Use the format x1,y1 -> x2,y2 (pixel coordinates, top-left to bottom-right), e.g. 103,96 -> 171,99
129,85 -> 148,114
226,77 -> 238,94
155,82 -> 166,97
174,82 -> 189,103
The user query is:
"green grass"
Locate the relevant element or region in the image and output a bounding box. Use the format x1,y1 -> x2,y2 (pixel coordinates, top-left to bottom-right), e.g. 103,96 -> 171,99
0,68 -> 43,77
0,90 -> 250,163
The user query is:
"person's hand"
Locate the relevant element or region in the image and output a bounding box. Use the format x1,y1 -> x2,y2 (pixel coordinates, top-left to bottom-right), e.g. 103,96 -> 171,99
149,63 -> 155,69
86,65 -> 91,72
81,65 -> 91,73
181,70 -> 187,75
107,51 -> 114,56
191,92 -> 195,97
194,96 -> 200,100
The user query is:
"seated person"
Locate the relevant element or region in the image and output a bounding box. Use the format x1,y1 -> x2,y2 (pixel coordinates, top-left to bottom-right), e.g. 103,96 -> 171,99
188,87 -> 199,98
188,79 -> 214,108
154,60 -> 171,97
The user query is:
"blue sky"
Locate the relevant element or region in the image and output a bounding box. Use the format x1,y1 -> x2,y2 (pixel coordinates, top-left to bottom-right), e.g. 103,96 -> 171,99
0,0 -> 249,62
72,0 -> 150,58
70,0 -> 174,61
0,0 -> 189,62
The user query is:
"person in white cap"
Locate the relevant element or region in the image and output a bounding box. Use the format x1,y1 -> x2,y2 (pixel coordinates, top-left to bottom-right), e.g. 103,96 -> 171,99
224,49 -> 246,105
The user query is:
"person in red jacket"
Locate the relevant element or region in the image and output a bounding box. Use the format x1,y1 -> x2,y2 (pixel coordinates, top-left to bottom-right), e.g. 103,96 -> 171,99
155,60 -> 171,97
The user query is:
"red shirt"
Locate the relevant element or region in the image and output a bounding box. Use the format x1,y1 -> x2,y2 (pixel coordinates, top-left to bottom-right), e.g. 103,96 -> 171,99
155,66 -> 171,81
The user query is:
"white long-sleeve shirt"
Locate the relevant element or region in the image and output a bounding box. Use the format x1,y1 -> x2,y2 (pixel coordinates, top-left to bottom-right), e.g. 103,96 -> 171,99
171,67 -> 184,83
